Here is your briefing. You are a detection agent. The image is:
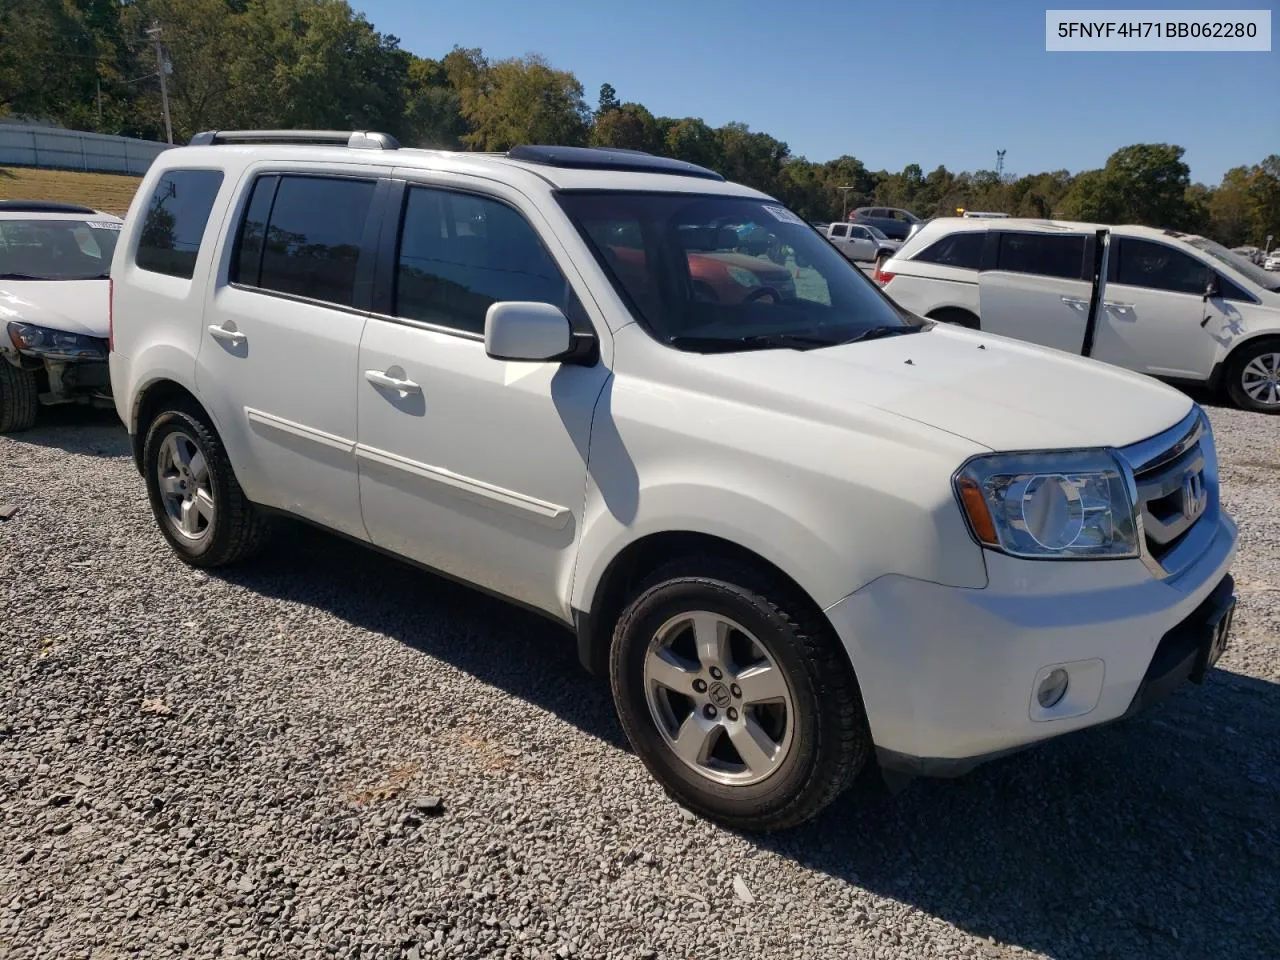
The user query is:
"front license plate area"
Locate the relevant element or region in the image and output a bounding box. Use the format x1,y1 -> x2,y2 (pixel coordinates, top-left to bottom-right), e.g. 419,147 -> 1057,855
1191,598 -> 1235,683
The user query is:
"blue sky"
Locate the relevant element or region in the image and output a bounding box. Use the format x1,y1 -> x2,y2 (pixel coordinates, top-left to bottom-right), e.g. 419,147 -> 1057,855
354,0 -> 1277,183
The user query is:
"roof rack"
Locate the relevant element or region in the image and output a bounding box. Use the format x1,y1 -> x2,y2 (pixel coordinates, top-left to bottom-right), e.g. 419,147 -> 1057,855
0,200 -> 100,215
506,145 -> 724,182
188,130 -> 400,150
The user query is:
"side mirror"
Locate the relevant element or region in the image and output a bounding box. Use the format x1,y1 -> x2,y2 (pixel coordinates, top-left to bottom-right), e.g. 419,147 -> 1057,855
1203,275 -> 1219,302
484,301 -> 573,362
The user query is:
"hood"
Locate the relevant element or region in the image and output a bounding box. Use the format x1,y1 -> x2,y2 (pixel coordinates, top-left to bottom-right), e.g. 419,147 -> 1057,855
0,280 -> 110,339
678,324 -> 1194,452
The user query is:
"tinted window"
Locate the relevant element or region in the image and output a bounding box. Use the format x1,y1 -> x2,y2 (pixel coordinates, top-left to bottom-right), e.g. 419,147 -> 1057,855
848,226 -> 870,240
231,175 -> 278,287
829,224 -> 848,238
996,232 -> 1086,280
914,231 -> 984,270
135,170 -> 224,279
396,187 -> 569,335
255,176 -> 375,307
1114,238 -> 1211,295
1216,273 -> 1251,302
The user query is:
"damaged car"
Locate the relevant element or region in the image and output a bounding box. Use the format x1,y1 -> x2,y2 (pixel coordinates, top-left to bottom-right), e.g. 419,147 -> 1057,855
0,201 -> 122,432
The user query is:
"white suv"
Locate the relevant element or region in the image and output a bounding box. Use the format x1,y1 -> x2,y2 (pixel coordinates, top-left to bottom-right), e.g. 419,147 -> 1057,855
109,132 -> 1238,830
878,217 -> 1280,412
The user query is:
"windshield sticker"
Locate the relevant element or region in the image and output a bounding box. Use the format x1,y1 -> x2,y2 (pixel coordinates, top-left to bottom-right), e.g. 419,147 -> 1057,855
87,221 -> 122,231
762,205 -> 804,226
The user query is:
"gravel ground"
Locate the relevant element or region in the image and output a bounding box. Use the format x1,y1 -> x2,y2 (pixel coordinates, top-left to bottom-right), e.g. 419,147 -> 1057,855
1,403 -> 1277,960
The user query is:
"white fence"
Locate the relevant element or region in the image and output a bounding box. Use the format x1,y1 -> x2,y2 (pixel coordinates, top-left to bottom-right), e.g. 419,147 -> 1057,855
0,124 -> 170,176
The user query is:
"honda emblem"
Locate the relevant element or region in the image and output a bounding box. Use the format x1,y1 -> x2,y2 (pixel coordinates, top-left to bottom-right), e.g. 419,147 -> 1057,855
1182,471 -> 1207,522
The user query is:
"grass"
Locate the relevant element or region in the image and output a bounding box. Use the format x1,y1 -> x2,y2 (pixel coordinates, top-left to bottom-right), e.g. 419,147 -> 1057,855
0,166 -> 142,217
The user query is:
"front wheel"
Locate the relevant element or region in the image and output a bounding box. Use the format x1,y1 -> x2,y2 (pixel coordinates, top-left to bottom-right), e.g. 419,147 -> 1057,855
0,363 -> 38,433
610,558 -> 871,831
1225,340 -> 1280,413
142,406 -> 271,566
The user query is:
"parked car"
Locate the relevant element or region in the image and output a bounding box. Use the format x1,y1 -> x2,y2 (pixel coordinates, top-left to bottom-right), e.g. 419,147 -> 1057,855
110,134 -> 1237,831
821,222 -> 898,263
849,206 -> 923,241
1265,251 -> 1280,271
879,217 -> 1280,412
0,200 -> 122,432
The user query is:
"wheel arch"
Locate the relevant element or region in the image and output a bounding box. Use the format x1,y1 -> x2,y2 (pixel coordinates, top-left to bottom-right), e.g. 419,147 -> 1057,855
130,377 -> 217,473
925,306 -> 981,330
572,530 -> 834,677
1216,331 -> 1280,387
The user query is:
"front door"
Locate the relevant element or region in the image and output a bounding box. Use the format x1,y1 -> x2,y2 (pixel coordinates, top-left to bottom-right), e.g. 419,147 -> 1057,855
356,180 -> 609,617
978,229 -> 1093,354
1090,236 -> 1216,379
197,170 -> 381,540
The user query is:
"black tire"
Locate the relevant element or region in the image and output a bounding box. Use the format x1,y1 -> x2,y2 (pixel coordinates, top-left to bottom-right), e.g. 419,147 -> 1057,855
926,307 -> 980,330
0,362 -> 39,433
609,557 -> 871,831
1223,338 -> 1280,414
141,406 -> 271,567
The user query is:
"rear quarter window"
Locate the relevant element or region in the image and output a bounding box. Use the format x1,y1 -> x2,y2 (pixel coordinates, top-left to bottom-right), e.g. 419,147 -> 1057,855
912,231 -> 984,270
135,169 -> 225,279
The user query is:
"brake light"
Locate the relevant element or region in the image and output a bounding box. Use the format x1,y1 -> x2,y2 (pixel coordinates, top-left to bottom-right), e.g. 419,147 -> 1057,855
874,266 -> 895,286
108,277 -> 114,353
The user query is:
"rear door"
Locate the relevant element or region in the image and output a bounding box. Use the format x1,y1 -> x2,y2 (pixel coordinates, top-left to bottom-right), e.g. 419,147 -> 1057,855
1090,235 -> 1216,379
196,168 -> 383,539
978,230 -> 1093,354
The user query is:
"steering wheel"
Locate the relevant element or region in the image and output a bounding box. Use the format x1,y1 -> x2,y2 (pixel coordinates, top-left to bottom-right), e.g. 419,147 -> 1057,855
745,286 -> 781,304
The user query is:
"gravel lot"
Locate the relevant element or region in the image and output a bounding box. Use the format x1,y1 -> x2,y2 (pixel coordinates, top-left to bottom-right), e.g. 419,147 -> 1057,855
2,402 -> 1277,960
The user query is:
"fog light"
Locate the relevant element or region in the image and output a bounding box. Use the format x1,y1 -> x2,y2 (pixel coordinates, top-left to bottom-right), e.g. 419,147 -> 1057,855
1037,668 -> 1069,708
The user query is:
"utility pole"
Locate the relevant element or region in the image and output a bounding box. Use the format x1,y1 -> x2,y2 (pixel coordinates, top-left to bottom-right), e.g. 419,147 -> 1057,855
837,185 -> 857,221
146,23 -> 173,145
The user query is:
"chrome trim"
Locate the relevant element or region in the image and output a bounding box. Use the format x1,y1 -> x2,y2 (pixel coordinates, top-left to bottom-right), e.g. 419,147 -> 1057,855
1116,406 -> 1217,581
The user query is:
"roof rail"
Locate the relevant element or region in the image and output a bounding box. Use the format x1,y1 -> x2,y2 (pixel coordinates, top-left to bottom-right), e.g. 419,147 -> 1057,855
0,200 -> 100,215
506,145 -> 724,182
188,130 -> 400,150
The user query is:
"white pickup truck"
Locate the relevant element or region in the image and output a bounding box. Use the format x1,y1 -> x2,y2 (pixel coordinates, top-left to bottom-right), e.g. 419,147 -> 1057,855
821,222 -> 900,264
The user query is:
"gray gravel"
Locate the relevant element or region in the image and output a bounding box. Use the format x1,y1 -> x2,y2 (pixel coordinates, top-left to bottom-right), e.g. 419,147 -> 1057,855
2,402 -> 1278,960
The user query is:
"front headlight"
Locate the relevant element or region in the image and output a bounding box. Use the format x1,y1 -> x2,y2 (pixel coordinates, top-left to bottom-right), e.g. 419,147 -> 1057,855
7,321 -> 107,362
955,450 -> 1138,559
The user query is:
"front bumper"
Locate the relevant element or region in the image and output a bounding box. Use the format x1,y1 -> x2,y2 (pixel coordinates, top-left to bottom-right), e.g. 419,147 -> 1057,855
825,511 -> 1237,775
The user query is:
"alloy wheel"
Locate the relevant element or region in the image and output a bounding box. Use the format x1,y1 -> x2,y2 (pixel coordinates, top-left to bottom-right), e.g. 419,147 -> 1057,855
156,431 -> 216,541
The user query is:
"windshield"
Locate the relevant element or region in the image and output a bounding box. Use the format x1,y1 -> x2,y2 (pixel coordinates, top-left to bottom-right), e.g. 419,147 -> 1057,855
557,192 -> 918,351
0,218 -> 120,280
863,223 -> 890,241
1183,235 -> 1280,292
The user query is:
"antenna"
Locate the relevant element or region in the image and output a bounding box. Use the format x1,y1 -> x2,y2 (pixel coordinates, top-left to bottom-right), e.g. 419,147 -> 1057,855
995,149 -> 1007,178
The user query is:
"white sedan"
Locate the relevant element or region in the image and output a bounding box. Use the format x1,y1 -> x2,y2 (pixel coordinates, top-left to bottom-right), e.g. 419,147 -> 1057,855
0,201 -> 122,431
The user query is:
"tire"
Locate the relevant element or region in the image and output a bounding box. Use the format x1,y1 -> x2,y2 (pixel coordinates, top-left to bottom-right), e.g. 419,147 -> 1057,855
141,406 -> 271,567
0,362 -> 39,433
926,307 -> 980,330
609,557 -> 871,831
1224,338 -> 1280,413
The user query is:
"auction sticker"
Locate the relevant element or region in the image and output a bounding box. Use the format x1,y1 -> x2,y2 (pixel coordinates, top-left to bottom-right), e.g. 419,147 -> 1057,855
763,205 -> 805,225
87,221 -> 123,231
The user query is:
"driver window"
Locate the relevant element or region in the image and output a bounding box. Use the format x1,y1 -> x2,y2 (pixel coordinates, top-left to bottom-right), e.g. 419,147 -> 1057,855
1115,238 -> 1211,295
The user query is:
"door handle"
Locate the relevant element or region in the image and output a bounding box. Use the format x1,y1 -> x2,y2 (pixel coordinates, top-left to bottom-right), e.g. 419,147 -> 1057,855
207,324 -> 246,345
1060,296 -> 1089,308
364,369 -> 422,394
1103,301 -> 1134,310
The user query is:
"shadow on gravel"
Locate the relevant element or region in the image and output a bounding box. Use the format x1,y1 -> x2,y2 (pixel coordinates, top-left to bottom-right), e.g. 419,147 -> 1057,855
213,520 -> 629,750
5,405 -> 129,458
216,521 -> 1279,960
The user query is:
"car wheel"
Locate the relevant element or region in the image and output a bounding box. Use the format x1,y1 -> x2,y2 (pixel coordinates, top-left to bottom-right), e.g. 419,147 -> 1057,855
1225,339 -> 1280,413
610,557 -> 871,831
0,362 -> 39,433
142,406 -> 271,566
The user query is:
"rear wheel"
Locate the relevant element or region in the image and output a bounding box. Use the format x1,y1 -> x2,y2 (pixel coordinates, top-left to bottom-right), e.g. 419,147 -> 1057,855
142,406 -> 271,566
0,363 -> 38,433
1224,339 -> 1280,413
610,557 -> 871,831
926,307 -> 980,330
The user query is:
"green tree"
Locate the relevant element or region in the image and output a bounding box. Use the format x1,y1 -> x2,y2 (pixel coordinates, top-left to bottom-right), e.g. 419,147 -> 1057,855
589,101 -> 659,152
401,55 -> 467,148
661,117 -> 722,170
1102,142 -> 1194,227
452,53 -> 590,150
596,82 -> 619,114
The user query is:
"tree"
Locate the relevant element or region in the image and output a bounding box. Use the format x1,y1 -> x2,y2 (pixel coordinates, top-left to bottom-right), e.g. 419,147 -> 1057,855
662,117 -> 722,171
589,101 -> 659,152
596,82 -> 619,115
402,55 -> 467,148
1101,143 -> 1194,227
452,53 -> 590,150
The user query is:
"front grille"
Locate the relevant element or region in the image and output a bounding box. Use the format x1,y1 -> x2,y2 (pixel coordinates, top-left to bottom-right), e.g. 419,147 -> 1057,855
1120,410 -> 1215,577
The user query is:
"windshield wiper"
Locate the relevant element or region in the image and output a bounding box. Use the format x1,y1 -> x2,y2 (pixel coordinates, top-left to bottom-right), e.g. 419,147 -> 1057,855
667,332 -> 842,353
836,324 -> 928,345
